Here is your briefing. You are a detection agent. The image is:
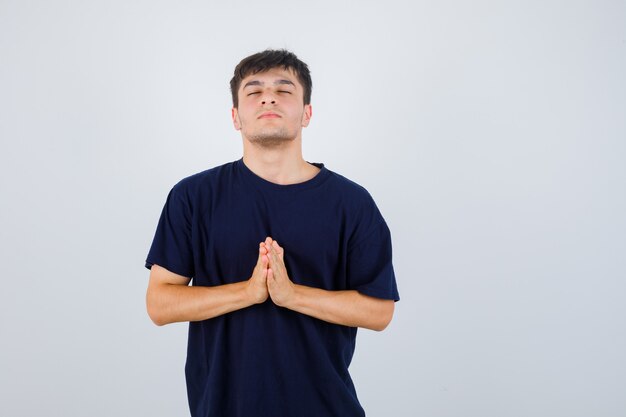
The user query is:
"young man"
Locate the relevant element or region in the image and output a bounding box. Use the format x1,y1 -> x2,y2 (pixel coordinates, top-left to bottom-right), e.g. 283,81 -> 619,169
145,49 -> 400,417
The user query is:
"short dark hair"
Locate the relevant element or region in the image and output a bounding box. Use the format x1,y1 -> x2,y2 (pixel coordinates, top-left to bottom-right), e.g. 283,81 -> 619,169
230,49 -> 312,108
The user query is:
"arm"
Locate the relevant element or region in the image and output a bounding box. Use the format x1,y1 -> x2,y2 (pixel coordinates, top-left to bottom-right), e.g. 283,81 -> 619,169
146,242 -> 271,326
265,240 -> 395,331
286,285 -> 395,331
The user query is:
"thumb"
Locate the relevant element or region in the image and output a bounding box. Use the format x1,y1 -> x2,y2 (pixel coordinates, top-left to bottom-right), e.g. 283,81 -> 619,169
257,243 -> 268,264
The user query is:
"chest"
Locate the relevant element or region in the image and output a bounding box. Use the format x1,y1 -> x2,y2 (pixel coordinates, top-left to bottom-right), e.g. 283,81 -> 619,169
192,186 -> 350,287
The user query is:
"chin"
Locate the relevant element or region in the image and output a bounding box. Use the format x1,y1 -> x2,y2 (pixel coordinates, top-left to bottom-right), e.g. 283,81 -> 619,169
246,130 -> 297,147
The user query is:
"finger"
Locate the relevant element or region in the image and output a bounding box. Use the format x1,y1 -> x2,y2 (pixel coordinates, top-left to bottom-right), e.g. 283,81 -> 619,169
271,240 -> 284,256
270,259 -> 283,282
267,267 -> 274,282
268,249 -> 280,267
258,244 -> 267,263
257,246 -> 270,273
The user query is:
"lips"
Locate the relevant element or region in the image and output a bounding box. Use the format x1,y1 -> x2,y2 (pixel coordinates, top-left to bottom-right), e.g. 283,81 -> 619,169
258,112 -> 281,119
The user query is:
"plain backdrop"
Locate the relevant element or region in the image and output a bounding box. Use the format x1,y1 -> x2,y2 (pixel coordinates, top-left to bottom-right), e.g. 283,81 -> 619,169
1,1 -> 625,416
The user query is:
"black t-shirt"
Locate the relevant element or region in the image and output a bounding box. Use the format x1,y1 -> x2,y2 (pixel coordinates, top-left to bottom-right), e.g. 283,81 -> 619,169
145,158 -> 400,417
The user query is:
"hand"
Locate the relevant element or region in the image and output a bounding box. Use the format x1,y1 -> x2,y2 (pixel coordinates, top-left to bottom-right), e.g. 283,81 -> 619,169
266,239 -> 296,308
246,238 -> 271,304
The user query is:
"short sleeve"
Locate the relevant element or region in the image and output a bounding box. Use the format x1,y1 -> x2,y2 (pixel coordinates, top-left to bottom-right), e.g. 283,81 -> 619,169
144,185 -> 195,278
347,219 -> 400,302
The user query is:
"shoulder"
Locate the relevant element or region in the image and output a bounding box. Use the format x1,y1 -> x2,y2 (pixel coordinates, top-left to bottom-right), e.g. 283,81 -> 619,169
325,168 -> 379,213
169,160 -> 236,199
323,167 -> 389,247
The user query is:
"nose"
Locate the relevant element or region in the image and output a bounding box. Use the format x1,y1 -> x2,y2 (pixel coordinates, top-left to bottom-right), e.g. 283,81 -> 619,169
260,90 -> 277,105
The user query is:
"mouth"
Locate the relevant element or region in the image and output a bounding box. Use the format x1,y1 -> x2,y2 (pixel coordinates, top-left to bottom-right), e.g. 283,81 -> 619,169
258,112 -> 281,119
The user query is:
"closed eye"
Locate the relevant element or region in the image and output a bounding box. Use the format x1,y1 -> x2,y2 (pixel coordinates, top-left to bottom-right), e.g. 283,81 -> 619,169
247,92 -> 260,96
278,91 -> 291,94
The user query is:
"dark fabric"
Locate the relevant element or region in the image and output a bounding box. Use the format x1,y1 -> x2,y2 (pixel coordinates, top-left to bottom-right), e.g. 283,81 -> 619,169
145,158 -> 400,417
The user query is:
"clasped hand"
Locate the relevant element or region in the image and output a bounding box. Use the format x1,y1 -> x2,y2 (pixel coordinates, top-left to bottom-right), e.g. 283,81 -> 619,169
247,237 -> 295,307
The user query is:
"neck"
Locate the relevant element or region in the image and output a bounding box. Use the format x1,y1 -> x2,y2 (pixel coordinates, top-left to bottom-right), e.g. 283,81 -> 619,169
242,137 -> 319,185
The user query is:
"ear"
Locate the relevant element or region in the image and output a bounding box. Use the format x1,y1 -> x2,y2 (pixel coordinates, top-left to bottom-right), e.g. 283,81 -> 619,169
301,104 -> 312,127
232,107 -> 241,131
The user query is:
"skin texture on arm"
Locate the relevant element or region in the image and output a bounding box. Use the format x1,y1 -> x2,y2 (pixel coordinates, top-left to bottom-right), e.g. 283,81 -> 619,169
146,241 -> 271,326
266,239 -> 395,332
146,237 -> 394,331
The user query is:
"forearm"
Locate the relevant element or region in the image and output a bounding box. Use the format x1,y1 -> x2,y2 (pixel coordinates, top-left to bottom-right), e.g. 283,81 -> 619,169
284,284 -> 394,331
147,281 -> 253,326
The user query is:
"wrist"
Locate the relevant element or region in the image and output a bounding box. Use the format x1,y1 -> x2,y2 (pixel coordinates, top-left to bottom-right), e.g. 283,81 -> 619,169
242,280 -> 257,305
243,279 -> 268,306
281,283 -> 300,309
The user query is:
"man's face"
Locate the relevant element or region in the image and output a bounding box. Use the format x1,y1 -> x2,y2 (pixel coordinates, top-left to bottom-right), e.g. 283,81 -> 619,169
232,67 -> 312,148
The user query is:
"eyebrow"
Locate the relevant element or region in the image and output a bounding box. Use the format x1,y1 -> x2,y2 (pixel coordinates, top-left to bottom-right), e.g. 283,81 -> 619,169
243,79 -> 295,89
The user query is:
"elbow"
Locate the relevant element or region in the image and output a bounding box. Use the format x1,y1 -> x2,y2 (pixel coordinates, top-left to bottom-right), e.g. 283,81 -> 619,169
372,319 -> 391,332
147,303 -> 166,326
146,290 -> 168,326
148,310 -> 167,327
373,301 -> 395,332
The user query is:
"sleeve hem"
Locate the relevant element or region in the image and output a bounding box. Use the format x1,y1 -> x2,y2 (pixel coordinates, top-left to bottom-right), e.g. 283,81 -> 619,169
355,286 -> 400,302
144,258 -> 193,279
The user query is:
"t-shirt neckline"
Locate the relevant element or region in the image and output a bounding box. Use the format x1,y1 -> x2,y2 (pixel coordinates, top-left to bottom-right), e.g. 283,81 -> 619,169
236,157 -> 330,192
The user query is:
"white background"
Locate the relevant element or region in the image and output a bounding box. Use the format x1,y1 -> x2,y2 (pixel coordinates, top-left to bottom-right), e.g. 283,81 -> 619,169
1,1 -> 625,416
